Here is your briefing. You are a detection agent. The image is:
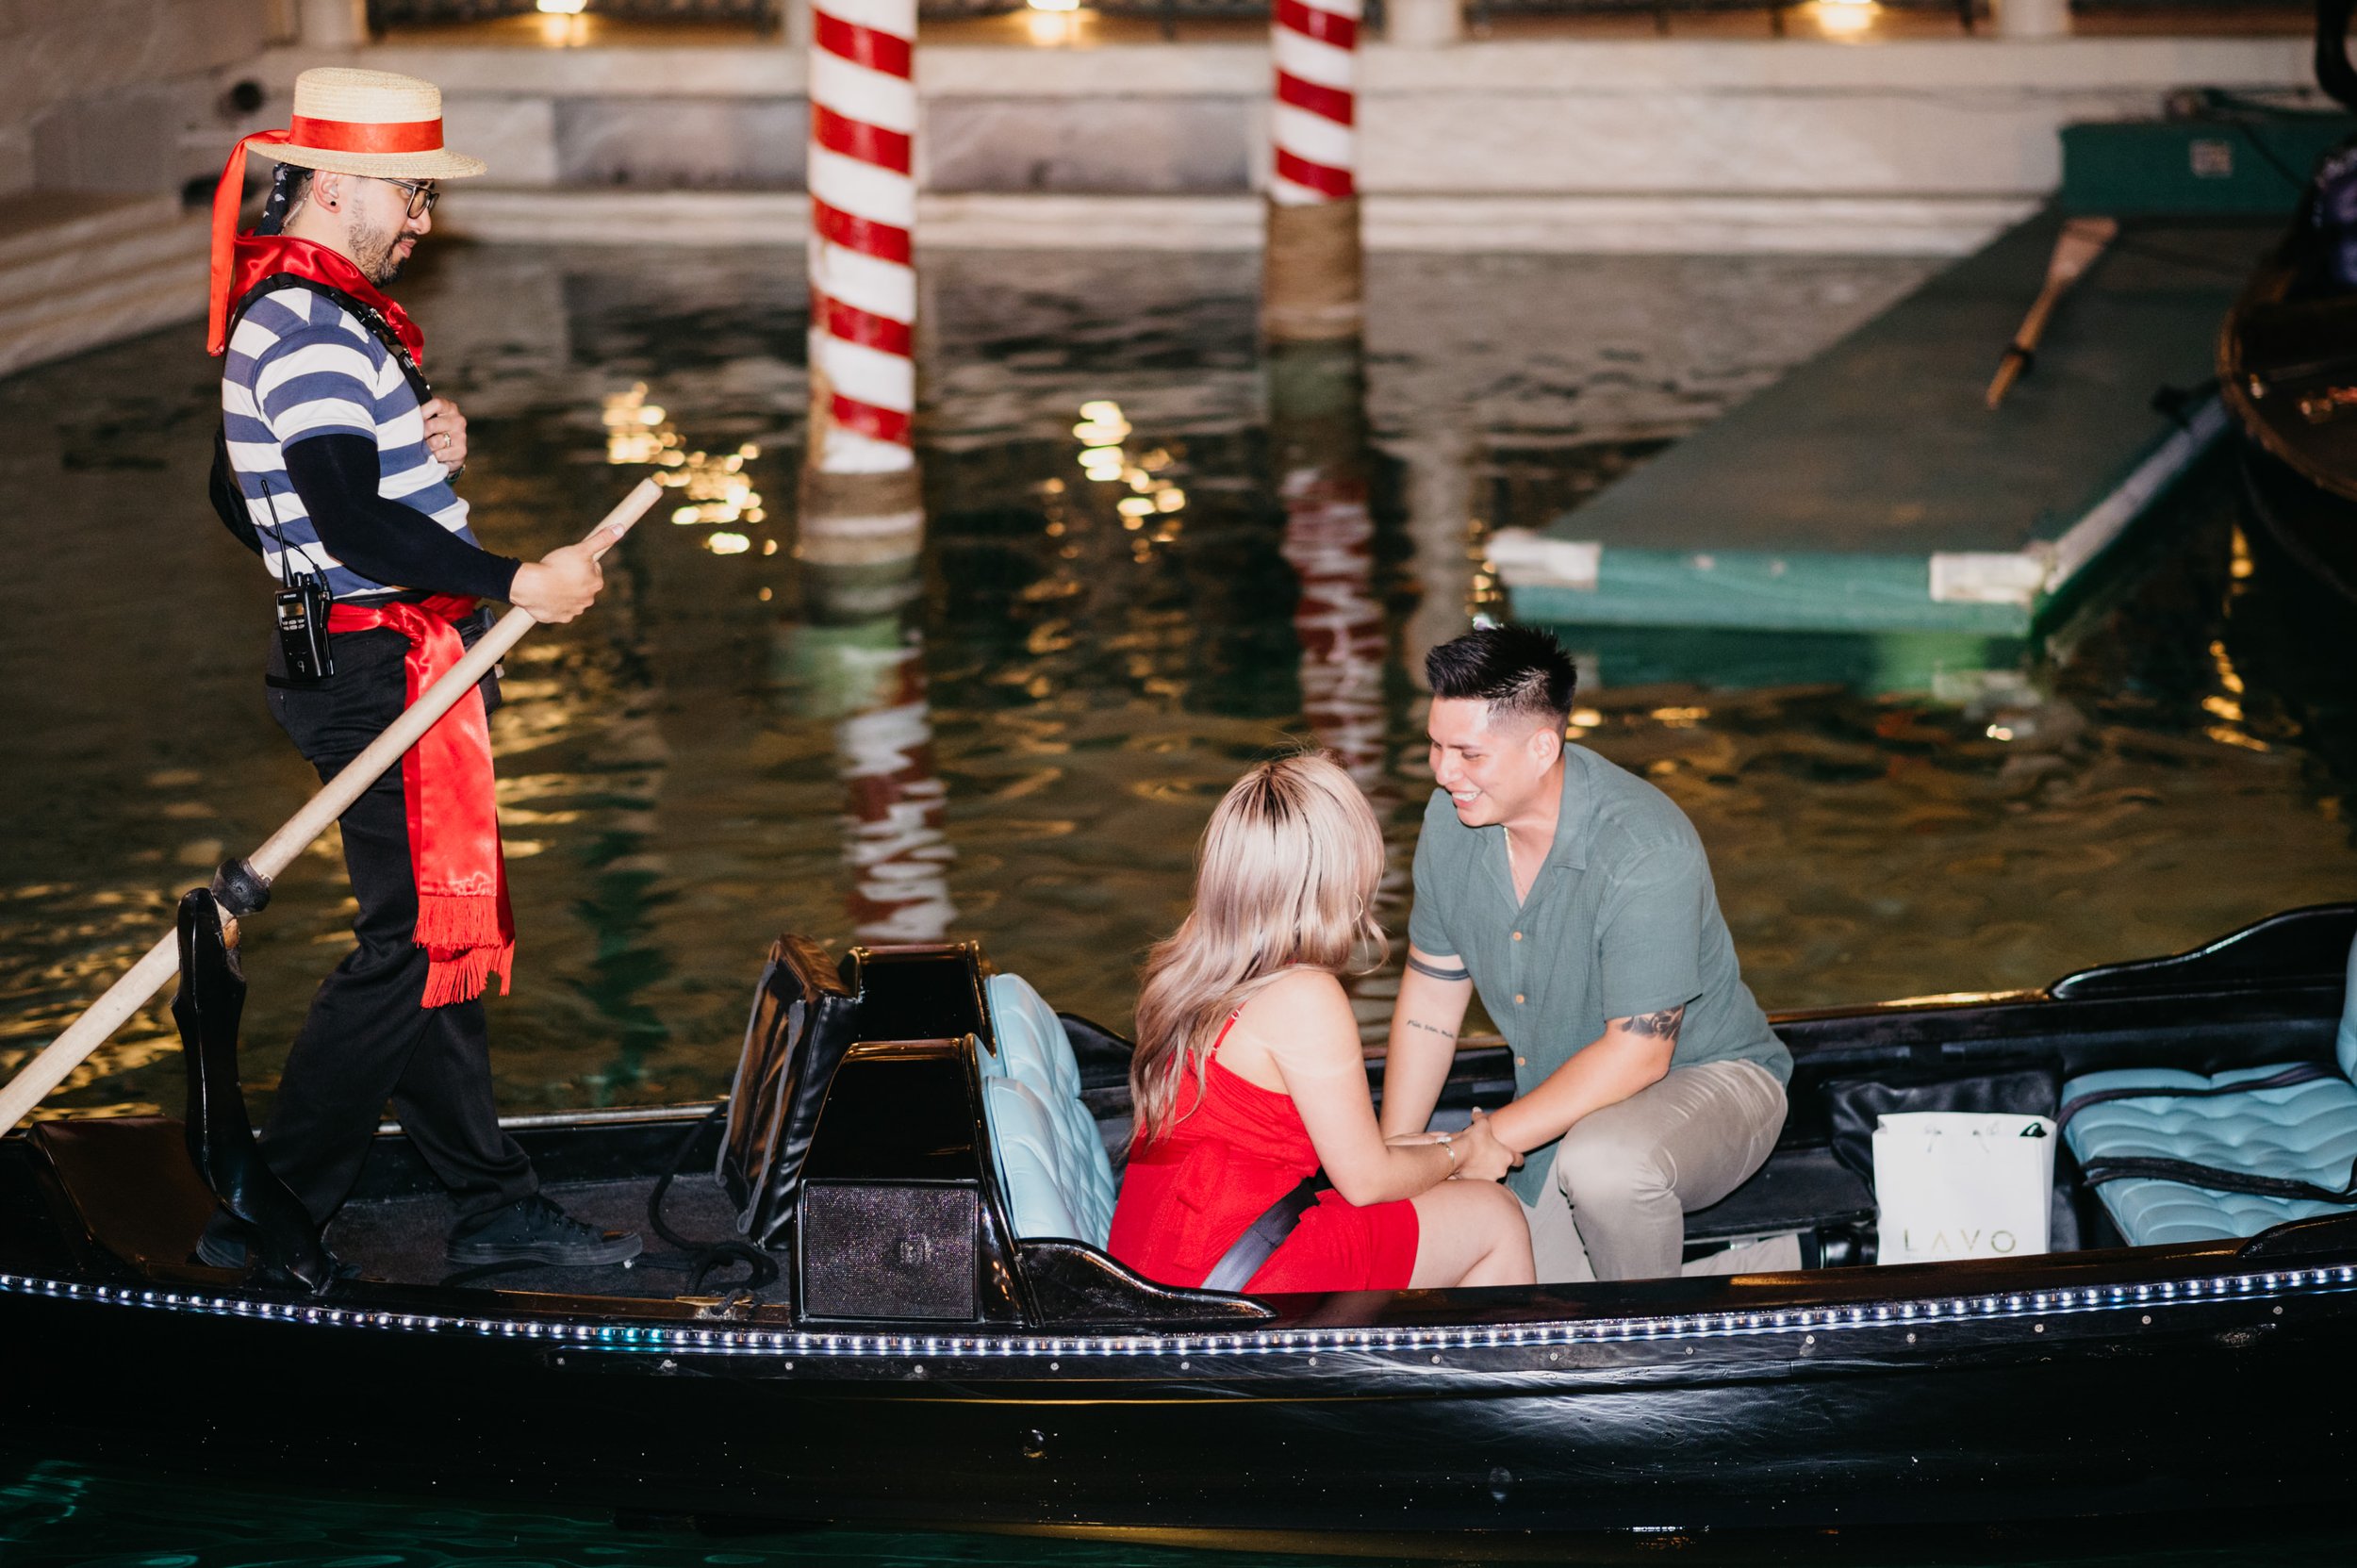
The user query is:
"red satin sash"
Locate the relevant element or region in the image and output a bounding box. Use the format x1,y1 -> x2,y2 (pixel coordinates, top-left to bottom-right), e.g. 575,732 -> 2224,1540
325,594 -> 513,1007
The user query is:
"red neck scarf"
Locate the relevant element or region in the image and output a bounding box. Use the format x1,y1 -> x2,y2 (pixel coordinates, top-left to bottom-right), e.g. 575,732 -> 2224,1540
206,130 -> 425,362
324,595 -> 514,1007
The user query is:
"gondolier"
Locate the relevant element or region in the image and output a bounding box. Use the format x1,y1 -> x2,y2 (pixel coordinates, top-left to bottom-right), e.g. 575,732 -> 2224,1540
200,67 -> 638,1270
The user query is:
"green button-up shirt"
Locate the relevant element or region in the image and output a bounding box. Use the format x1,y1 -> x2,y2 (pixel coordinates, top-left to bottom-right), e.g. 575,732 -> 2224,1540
1407,742 -> 1791,1206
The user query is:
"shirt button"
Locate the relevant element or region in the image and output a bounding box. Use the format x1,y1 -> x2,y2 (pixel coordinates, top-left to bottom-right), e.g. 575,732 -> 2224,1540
1512,932 -> 1523,941
1514,993 -> 1525,1005
1516,1056 -> 1527,1066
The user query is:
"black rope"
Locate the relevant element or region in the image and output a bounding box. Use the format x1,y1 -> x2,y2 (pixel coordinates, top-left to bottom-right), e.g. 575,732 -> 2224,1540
648,1104 -> 780,1295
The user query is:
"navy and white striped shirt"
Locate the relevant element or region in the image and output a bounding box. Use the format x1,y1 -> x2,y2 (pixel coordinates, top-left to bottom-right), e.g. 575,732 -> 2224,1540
222,285 -> 484,602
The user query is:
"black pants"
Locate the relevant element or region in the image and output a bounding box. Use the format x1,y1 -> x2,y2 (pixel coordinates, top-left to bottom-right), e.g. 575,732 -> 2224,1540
259,625 -> 536,1229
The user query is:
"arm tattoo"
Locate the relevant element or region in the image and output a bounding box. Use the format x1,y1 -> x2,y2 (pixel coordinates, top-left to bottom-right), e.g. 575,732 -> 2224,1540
1407,954 -> 1472,982
1619,1004 -> 1686,1042
1405,1017 -> 1458,1040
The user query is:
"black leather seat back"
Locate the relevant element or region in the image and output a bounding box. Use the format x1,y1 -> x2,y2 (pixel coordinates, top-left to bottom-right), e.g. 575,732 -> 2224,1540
717,935 -> 862,1248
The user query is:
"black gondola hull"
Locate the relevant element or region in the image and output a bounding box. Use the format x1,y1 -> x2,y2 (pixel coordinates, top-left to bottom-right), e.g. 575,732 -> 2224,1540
3,1246 -> 2352,1536
5,905 -> 2355,1543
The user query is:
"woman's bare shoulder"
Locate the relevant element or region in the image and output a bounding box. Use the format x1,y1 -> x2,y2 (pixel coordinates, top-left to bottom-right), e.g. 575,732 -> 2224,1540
1237,968 -> 1356,1041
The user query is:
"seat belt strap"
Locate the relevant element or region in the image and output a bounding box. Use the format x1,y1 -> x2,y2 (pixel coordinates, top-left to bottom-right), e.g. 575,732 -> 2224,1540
1200,1176 -> 1327,1294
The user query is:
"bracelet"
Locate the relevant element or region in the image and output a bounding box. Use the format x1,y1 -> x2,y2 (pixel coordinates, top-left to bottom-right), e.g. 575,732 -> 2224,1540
1441,1138 -> 1459,1177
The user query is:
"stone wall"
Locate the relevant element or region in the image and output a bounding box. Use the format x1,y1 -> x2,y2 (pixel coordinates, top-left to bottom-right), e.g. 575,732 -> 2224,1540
252,33 -> 2317,201
0,0 -> 284,199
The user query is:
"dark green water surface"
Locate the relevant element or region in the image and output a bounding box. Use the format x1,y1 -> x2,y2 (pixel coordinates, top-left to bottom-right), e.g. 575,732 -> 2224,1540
1,241 -> 2354,1561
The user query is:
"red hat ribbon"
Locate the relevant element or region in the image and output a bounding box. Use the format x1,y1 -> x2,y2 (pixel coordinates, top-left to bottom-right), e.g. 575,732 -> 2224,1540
287,116 -> 446,156
208,129 -> 291,357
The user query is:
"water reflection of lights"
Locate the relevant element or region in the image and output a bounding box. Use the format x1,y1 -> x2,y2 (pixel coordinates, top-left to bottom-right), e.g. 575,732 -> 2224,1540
602,384 -> 766,557
1072,400 -> 1186,555
2204,637 -> 2269,752
1269,346 -> 1385,789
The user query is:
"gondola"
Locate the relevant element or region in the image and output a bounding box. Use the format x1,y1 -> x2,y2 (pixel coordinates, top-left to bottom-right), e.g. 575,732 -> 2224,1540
2218,0 -> 2357,607
2,891 -> 2353,1545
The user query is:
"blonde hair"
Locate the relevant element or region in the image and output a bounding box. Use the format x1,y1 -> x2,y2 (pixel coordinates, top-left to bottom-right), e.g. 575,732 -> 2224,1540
1130,751 -> 1389,1142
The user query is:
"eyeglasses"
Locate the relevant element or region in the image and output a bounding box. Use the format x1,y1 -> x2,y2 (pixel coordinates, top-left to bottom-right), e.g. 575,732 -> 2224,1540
377,176 -> 440,220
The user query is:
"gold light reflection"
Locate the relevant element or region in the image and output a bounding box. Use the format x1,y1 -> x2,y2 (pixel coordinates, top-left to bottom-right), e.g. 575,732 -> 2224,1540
1024,2 -> 1087,45
1072,399 -> 1185,556
602,384 -> 767,558
1808,0 -> 1880,37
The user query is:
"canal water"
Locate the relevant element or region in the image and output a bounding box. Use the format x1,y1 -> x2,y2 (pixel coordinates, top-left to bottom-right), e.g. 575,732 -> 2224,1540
0,238 -> 2353,1561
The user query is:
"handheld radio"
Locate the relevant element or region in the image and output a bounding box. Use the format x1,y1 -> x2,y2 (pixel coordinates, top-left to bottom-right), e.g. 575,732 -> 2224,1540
259,481 -> 336,682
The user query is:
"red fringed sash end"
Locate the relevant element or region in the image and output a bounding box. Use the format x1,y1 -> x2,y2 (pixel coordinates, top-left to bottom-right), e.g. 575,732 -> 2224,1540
422,934 -> 514,1009
417,889 -> 514,1005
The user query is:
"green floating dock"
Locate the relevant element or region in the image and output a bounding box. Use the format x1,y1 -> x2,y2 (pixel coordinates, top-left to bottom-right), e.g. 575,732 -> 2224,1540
1497,209 -> 2283,639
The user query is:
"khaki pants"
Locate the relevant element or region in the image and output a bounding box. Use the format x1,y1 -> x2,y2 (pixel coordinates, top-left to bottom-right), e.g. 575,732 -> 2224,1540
1519,1058 -> 1788,1283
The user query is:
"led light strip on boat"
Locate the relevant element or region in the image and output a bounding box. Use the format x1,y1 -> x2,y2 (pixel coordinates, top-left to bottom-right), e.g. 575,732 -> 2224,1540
2,1264 -> 2352,1362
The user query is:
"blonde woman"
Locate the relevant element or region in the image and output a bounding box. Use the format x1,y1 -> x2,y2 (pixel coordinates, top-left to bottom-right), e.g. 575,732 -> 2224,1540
1107,754 -> 1535,1294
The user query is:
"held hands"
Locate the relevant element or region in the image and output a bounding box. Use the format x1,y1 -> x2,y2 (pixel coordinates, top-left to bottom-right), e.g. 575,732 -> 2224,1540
509,539 -> 605,624
1390,1109 -> 1516,1185
1447,1109 -> 1516,1183
422,397 -> 469,474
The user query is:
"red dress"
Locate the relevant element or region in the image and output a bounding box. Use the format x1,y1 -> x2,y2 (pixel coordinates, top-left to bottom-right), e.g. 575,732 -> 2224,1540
1107,1015 -> 1420,1294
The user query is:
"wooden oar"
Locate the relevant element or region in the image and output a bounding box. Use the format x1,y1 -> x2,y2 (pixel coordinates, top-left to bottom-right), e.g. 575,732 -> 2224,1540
1986,216 -> 2119,411
0,477 -> 664,1133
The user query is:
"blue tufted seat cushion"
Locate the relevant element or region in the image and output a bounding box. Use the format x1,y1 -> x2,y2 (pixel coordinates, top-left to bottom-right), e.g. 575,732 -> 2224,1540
977,973 -> 1118,1248
2060,936 -> 2357,1247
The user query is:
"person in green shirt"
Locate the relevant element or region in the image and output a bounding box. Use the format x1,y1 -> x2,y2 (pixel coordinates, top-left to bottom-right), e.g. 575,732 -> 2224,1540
1378,626 -> 1791,1282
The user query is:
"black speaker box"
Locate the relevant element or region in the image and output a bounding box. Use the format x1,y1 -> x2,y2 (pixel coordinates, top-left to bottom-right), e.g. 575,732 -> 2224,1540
799,1181 -> 980,1322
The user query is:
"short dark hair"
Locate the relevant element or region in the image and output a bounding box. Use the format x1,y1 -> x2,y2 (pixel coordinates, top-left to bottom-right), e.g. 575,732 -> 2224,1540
1426,625 -> 1576,725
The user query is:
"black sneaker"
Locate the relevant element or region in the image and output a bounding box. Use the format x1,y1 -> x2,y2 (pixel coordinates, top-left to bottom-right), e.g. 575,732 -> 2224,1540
447,1195 -> 643,1268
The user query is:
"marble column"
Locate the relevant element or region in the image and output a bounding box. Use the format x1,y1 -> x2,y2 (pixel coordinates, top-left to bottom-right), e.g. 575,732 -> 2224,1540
297,0 -> 369,48
1385,0 -> 1462,48
1996,0 -> 2071,40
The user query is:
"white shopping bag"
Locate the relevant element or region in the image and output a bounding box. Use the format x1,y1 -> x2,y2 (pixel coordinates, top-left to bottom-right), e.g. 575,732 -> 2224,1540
1871,1112 -> 2056,1265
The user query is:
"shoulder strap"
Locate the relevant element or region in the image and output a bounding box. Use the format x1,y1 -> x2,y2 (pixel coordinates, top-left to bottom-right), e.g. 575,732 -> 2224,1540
229,273 -> 433,402
1200,1175 -> 1329,1294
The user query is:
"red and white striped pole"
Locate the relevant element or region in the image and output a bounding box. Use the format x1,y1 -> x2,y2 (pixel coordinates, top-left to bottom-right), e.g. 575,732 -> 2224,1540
802,0 -> 924,566
1264,0 -> 1363,341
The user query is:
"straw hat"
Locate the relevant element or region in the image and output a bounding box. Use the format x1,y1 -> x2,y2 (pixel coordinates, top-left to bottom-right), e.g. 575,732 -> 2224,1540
265,68 -> 486,181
